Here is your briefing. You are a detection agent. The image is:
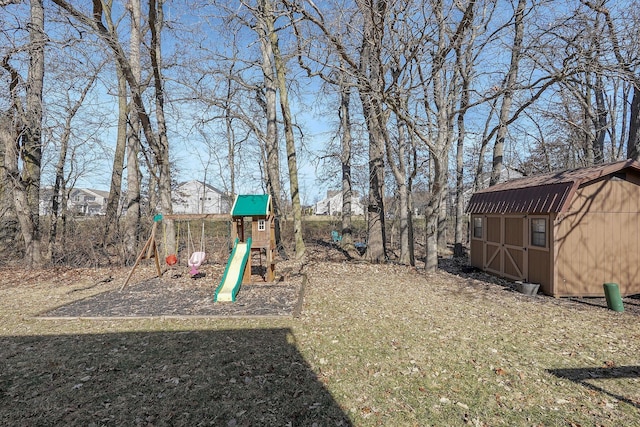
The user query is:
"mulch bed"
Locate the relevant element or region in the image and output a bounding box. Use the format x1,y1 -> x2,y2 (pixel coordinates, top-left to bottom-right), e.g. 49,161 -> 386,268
39,269 -> 305,319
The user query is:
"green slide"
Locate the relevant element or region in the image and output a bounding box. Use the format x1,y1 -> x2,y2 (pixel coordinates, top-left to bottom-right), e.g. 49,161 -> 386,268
214,238 -> 252,302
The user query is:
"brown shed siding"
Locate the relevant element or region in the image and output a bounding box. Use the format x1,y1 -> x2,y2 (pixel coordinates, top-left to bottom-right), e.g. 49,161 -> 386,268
554,178 -> 640,296
470,237 -> 483,268
486,217 -> 501,243
504,217 -> 523,245
504,248 -> 523,278
529,248 -> 551,293
486,243 -> 501,272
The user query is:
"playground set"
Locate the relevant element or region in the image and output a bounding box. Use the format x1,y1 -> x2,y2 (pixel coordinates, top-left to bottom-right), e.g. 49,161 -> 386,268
121,194 -> 277,303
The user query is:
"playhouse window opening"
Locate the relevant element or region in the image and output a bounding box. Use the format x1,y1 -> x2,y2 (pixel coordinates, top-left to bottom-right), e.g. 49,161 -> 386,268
258,219 -> 266,231
473,217 -> 483,239
531,218 -> 546,247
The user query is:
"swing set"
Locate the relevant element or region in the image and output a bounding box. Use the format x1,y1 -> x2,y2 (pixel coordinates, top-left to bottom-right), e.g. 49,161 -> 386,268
121,213 -> 230,290
120,195 -> 277,301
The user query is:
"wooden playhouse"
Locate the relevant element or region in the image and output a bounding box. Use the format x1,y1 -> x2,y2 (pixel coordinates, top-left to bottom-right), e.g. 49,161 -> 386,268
467,160 -> 640,297
230,194 -> 276,283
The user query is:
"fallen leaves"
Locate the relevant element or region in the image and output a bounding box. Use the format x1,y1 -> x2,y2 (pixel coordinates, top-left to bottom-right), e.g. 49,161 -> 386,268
2,251 -> 640,426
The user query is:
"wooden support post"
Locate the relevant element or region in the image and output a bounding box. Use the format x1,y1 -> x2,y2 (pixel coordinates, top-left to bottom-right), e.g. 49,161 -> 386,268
120,221 -> 162,291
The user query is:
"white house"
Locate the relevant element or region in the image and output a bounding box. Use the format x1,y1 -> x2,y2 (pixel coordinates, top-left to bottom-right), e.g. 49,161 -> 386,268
39,187 -> 109,216
172,180 -> 230,214
314,190 -> 365,216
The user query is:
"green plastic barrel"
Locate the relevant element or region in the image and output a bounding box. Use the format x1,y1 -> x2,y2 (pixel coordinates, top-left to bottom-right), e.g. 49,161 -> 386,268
603,283 -> 624,312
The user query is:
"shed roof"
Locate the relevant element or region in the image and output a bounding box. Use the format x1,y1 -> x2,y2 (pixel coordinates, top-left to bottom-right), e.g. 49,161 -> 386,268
467,160 -> 640,214
231,194 -> 272,217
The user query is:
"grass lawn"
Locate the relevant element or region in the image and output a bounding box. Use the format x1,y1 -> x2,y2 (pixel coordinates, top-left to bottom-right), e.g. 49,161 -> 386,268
1,258 -> 639,426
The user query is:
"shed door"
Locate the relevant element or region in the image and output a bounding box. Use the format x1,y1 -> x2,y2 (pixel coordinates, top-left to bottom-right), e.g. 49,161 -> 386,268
484,216 -> 527,281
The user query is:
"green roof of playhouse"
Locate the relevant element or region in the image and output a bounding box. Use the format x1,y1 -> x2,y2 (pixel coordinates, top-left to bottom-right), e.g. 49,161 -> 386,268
231,194 -> 272,217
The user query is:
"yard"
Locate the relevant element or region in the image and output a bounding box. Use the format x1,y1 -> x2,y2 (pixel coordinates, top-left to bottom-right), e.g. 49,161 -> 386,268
1,243 -> 639,426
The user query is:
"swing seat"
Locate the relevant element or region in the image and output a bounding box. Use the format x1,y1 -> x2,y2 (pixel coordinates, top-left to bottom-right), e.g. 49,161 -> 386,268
188,251 -> 206,275
188,251 -> 206,268
165,254 -> 178,266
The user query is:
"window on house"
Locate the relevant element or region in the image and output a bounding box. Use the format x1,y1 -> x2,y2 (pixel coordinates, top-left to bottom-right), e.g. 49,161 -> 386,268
472,217 -> 483,239
531,218 -> 546,247
258,219 -> 266,231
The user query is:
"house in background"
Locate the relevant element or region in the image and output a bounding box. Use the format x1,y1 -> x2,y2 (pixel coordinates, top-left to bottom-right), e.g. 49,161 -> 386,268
314,190 -> 365,216
39,187 -> 109,216
467,160 -> 640,297
38,180 -> 230,217
172,180 -> 230,214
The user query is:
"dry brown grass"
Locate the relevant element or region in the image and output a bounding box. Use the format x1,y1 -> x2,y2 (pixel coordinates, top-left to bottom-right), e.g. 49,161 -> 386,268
1,250 -> 640,426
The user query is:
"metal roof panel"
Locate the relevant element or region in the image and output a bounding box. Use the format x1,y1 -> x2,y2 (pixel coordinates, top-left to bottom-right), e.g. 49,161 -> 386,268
466,160 -> 640,214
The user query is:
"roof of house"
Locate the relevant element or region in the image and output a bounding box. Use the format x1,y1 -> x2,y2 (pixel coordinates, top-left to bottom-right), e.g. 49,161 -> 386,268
231,194 -> 272,217
467,159 -> 640,214
85,189 -> 110,199
176,180 -> 226,195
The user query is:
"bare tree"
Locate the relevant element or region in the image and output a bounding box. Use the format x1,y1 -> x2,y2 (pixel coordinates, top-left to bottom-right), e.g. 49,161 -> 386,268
453,32 -> 473,257
52,0 -> 176,259
124,0 -> 143,258
338,73 -> 357,252
3,0 -> 45,266
286,0 -> 390,262
260,0 -> 306,259
489,0 -> 525,186
103,61 -> 128,245
579,1 -> 640,161
254,1 -> 289,258
48,67 -> 100,261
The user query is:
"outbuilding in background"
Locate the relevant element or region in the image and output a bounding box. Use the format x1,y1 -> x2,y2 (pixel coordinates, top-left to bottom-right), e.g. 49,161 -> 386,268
466,160 -> 640,297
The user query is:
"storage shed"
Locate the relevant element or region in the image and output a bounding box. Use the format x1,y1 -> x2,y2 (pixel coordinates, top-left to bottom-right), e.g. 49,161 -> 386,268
467,160 -> 640,297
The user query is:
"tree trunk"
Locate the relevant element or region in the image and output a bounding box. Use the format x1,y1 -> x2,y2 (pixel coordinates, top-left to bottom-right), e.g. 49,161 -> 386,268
339,79 -> 355,251
225,70 -> 236,197
0,112 -> 13,216
124,0 -> 142,262
454,43 -> 471,257
11,0 -> 45,267
385,114 -> 411,265
149,0 -> 175,254
362,101 -> 387,263
359,1 -> 387,263
628,86 -> 640,161
256,2 -> 287,259
489,0 -> 525,186
453,120 -> 466,257
265,0 -> 305,259
425,154 -> 447,271
406,135 -> 417,266
103,65 -> 128,244
593,72 -> 606,163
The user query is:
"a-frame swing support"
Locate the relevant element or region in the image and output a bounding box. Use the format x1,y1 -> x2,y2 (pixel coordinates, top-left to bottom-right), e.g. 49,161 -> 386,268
120,217 -> 162,291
